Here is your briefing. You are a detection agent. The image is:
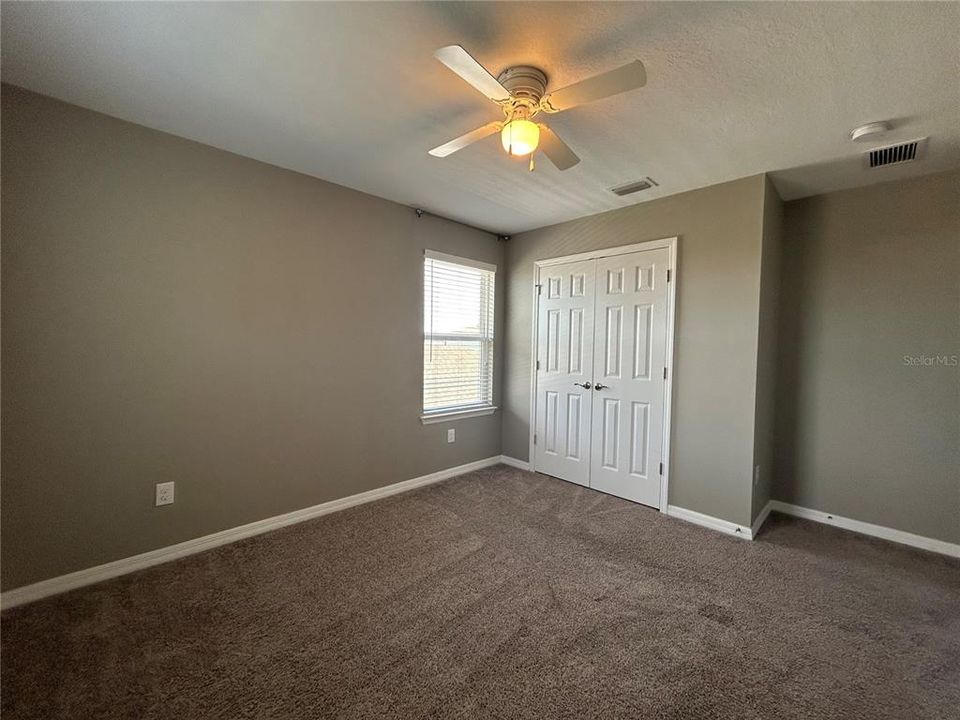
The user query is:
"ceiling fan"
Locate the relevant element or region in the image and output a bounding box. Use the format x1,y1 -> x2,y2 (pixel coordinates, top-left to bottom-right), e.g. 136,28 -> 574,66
428,45 -> 646,172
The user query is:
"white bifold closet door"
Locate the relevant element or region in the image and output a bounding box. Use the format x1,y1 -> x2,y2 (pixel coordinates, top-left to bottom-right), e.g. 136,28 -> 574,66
534,259 -> 596,487
534,247 -> 670,508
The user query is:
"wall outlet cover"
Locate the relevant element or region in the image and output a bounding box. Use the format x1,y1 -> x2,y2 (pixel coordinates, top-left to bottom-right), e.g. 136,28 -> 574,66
155,481 -> 175,507
447,429 -> 456,443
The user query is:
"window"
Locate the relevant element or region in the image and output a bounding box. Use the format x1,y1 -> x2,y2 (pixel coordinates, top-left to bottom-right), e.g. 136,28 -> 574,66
422,250 -> 496,420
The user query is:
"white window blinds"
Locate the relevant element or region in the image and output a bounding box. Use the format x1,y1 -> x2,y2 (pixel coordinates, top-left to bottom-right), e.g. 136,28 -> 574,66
423,251 -> 496,415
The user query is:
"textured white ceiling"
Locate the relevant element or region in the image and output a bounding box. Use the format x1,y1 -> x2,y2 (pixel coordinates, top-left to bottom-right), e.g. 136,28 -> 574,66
2,2 -> 958,233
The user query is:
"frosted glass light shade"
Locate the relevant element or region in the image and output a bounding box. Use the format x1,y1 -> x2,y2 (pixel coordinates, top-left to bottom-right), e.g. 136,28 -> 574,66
500,119 -> 540,156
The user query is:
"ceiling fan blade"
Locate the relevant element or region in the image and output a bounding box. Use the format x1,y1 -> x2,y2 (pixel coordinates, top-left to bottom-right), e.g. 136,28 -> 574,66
538,125 -> 581,170
540,60 -> 646,113
429,121 -> 503,158
434,45 -> 511,103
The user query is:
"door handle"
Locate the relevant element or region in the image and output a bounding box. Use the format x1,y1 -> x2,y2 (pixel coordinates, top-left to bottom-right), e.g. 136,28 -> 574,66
594,383 -> 608,390
573,382 -> 592,389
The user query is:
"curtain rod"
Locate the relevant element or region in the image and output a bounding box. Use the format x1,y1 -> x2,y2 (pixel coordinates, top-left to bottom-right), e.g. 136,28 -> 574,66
412,207 -> 510,242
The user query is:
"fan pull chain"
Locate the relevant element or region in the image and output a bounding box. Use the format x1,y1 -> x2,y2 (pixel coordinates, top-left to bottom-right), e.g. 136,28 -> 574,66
529,155 -> 535,172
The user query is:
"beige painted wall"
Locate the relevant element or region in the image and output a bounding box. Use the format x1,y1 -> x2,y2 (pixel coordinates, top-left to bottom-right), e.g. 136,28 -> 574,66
775,170 -> 960,544
502,175 -> 767,527
1,86 -> 505,590
751,177 -> 784,521
8,82 -> 950,595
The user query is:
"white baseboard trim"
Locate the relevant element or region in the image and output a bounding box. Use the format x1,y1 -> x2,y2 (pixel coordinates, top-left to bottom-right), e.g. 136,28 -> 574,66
769,501 -> 960,559
666,505 -> 753,540
499,455 -> 531,471
751,500 -> 774,538
0,456 -> 502,611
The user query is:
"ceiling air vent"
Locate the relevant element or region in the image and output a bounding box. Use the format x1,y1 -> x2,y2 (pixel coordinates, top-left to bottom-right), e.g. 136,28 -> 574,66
611,177 -> 659,196
867,138 -> 926,168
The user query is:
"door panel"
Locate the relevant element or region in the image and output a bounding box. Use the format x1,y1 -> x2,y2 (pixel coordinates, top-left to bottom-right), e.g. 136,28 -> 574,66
601,398 -> 620,469
535,260 -> 596,486
603,305 -> 622,377
589,248 -> 670,507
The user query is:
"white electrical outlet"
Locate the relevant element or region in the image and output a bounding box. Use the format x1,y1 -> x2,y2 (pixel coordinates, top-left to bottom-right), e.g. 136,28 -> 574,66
155,481 -> 175,507
754,465 -> 761,488
447,428 -> 456,443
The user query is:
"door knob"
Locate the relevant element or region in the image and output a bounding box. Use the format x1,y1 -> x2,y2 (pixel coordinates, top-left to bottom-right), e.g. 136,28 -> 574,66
594,383 -> 608,390
573,382 -> 592,389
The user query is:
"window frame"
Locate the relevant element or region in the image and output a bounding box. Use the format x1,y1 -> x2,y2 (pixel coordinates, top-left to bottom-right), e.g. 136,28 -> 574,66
420,250 -> 498,423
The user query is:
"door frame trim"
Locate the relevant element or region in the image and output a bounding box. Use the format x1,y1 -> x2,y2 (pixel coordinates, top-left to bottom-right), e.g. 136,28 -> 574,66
529,237 -> 679,513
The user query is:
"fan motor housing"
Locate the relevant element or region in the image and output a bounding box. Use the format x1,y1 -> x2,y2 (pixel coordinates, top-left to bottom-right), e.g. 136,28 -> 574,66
497,66 -> 548,103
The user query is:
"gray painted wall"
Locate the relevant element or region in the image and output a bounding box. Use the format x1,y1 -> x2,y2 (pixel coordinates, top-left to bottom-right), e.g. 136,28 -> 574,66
502,176 -> 767,527
751,177 -> 784,522
1,86 -> 504,590
6,84 -> 952,594
775,170 -> 960,544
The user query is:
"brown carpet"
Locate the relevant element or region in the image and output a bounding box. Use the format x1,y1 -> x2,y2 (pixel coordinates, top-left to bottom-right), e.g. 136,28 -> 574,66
2,464 -> 958,719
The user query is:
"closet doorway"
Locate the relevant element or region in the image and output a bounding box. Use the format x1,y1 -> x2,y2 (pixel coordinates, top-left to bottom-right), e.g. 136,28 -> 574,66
529,238 -> 677,510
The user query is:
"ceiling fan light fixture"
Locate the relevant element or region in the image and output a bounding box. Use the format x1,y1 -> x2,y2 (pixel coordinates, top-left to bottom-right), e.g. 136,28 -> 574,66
430,45 -> 645,170
500,118 -> 540,157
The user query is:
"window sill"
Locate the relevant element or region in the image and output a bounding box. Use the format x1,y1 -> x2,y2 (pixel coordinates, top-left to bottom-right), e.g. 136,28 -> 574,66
420,406 -> 498,424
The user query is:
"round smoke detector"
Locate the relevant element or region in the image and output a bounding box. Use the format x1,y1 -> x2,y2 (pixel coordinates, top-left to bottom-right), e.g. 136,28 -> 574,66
850,121 -> 891,142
